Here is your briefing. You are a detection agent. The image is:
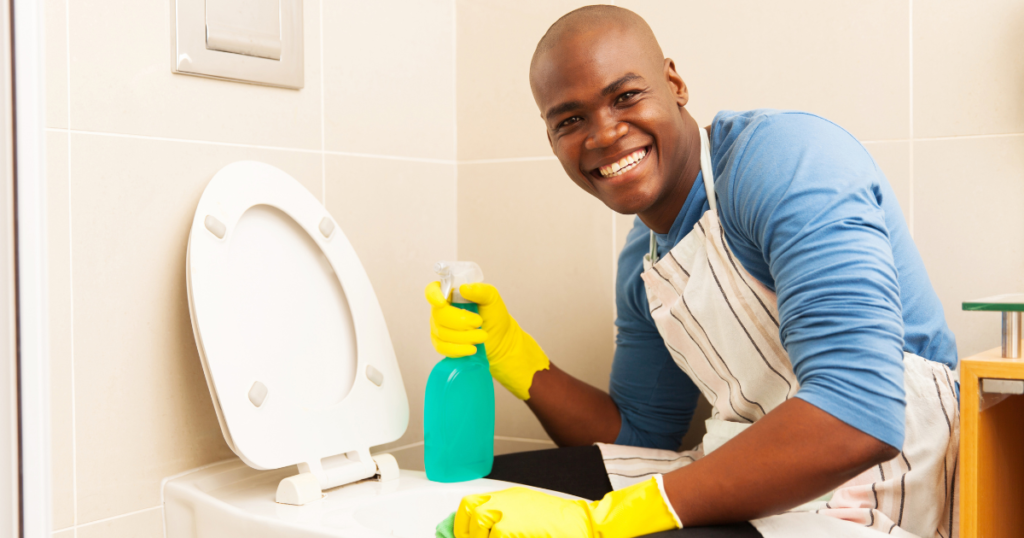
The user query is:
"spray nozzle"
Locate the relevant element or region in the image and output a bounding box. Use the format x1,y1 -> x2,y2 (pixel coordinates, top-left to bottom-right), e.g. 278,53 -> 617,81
435,261 -> 484,303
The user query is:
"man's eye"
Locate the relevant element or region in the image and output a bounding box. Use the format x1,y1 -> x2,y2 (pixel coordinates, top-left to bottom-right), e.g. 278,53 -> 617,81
616,91 -> 639,104
557,116 -> 582,129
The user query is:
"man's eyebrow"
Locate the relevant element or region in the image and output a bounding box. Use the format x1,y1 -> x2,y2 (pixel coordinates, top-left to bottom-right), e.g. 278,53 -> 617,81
542,73 -> 645,122
601,73 -> 644,97
544,100 -> 584,122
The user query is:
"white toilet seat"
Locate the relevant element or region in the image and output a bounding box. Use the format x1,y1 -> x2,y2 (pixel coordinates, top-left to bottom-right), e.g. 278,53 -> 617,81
186,161 -> 408,474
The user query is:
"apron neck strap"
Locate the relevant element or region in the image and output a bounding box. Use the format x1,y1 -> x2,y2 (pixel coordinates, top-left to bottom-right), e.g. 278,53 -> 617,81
699,126 -> 716,211
649,126 -> 715,263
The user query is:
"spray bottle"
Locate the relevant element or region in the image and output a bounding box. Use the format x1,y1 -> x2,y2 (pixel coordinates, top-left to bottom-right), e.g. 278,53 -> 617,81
423,261 -> 495,482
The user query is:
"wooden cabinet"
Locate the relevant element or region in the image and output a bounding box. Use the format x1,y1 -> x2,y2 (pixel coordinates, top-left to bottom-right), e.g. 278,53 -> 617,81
960,347 -> 1024,538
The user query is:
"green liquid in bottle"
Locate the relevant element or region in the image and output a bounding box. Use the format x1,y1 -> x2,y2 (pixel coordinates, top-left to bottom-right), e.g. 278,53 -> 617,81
424,302 -> 495,482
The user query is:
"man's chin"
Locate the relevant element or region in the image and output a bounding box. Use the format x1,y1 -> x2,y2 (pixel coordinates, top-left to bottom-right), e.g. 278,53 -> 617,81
603,197 -> 650,216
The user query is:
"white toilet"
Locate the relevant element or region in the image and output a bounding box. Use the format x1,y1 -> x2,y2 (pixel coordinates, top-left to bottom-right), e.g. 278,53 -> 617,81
163,161 -> 577,537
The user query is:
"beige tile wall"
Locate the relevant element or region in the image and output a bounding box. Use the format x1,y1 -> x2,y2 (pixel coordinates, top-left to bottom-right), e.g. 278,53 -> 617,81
46,0 -> 455,535
44,0 -> 1024,534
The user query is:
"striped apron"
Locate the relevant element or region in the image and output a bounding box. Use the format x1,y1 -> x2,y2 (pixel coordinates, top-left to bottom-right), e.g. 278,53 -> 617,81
598,128 -> 959,538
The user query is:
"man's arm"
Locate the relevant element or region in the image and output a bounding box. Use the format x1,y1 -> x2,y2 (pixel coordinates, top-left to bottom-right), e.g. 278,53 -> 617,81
663,397 -> 898,525
525,363 -> 621,446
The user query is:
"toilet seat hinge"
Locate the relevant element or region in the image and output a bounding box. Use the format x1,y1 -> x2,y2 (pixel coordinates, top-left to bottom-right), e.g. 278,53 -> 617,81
298,447 -> 377,491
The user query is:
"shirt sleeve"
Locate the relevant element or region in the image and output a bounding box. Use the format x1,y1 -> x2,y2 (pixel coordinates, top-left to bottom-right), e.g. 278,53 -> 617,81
610,218 -> 702,450
717,113 -> 907,449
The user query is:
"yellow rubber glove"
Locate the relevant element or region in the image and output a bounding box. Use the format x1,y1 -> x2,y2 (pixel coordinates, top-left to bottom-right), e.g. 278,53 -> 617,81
454,476 -> 681,538
425,281 -> 550,400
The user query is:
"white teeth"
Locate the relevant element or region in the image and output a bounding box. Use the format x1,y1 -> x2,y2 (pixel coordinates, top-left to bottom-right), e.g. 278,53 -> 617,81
599,148 -> 648,177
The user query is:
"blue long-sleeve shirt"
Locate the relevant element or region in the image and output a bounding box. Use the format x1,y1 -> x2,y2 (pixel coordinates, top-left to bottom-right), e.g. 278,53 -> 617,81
611,110 -> 956,451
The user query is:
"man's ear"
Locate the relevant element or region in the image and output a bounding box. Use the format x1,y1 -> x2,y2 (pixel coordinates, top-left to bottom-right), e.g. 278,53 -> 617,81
665,58 -> 688,108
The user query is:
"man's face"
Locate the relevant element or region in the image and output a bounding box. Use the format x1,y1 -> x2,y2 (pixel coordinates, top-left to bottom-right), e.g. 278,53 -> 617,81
532,28 -> 689,215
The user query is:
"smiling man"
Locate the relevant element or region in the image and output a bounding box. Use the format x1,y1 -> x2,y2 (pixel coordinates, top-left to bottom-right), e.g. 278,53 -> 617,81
426,6 -> 959,538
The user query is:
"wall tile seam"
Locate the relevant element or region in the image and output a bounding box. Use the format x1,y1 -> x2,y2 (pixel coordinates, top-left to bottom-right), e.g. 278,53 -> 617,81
40,128 -> 461,164
64,0 -> 77,527
319,0 -> 326,205
451,0 -> 458,170
372,440 -> 424,455
908,0 -> 915,238
53,505 -> 162,533
458,156 -> 557,165
452,0 -> 458,260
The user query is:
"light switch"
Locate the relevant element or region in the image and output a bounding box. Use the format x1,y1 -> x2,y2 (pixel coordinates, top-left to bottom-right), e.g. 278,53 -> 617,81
206,0 -> 282,60
171,0 -> 303,89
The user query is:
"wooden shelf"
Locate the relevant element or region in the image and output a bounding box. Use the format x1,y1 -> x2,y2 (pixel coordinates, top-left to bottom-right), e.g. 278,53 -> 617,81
960,347 -> 1024,538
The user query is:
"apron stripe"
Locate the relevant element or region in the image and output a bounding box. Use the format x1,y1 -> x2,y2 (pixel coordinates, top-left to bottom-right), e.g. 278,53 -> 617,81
932,372 -> 953,435
609,472 -> 658,479
700,235 -> 794,393
667,309 -> 758,422
716,223 -> 780,327
604,455 -> 695,462
662,338 -> 719,404
705,234 -> 794,379
675,299 -> 765,420
897,452 -> 912,526
667,250 -> 690,277
948,455 -> 957,537
665,340 -> 725,415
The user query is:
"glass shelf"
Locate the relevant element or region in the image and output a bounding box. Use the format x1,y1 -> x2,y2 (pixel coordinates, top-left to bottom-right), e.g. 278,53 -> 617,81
963,293 -> 1024,312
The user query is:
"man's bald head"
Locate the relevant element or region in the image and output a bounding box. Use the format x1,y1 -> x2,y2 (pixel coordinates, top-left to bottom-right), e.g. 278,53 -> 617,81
527,5 -> 698,228
530,5 -> 664,92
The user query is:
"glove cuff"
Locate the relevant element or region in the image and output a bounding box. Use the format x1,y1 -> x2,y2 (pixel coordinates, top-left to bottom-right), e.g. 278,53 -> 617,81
488,321 -> 550,400
589,475 -> 681,538
654,474 -> 683,528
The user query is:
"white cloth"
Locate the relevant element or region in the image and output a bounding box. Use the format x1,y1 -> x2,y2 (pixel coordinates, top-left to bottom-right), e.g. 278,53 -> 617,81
598,127 -> 959,538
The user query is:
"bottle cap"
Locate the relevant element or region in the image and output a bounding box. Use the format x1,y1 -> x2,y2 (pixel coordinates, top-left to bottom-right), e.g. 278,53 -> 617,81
434,261 -> 484,303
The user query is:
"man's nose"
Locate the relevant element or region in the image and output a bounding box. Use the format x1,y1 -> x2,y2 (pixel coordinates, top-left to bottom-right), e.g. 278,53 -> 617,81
585,120 -> 628,150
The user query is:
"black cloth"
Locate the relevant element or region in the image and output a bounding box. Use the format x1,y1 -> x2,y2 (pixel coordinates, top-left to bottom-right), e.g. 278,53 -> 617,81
486,446 -> 762,538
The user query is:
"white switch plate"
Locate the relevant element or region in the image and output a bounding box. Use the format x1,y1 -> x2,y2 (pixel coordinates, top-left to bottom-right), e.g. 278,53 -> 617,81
170,0 -> 303,89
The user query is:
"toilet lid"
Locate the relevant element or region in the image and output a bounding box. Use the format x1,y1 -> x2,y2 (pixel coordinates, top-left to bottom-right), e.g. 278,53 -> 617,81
186,161 -> 408,471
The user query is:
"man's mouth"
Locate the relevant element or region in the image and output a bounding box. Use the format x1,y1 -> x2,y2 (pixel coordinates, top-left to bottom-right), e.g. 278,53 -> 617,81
596,146 -> 650,178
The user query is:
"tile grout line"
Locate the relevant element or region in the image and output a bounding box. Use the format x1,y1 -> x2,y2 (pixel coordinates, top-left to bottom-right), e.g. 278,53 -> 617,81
70,505 -> 163,532
43,127 -> 469,164
908,0 -> 915,238
459,156 -> 557,164
65,0 -> 77,534
319,0 -> 326,205
374,440 -> 424,455
452,0 -> 458,263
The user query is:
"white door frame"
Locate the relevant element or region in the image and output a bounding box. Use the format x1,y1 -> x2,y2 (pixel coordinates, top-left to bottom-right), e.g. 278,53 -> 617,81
9,0 -> 51,535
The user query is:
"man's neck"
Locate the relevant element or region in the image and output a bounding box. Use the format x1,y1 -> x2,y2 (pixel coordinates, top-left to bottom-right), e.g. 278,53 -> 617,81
637,120 -> 705,234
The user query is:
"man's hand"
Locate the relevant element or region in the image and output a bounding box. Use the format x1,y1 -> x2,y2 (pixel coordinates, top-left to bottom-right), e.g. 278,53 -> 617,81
426,281 -> 622,446
425,281 -> 549,400
455,477 -> 680,538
